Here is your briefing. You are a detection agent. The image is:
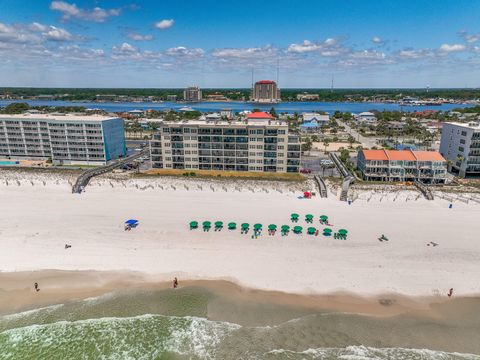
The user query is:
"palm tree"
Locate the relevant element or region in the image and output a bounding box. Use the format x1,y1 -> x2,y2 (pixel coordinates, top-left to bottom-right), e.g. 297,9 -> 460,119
323,139 -> 330,154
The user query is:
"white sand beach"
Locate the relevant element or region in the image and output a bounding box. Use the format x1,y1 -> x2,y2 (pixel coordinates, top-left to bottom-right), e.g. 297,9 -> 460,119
1,171 -> 480,298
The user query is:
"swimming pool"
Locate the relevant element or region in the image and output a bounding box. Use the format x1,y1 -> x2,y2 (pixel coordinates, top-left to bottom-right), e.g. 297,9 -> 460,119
0,161 -> 20,165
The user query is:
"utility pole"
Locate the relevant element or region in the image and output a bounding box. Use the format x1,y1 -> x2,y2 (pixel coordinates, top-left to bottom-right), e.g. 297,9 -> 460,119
330,74 -> 334,93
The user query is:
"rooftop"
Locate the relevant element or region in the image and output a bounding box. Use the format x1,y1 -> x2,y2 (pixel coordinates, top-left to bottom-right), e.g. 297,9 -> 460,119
444,121 -> 480,130
161,119 -> 287,127
255,80 -> 276,85
247,112 -> 274,119
0,113 -> 119,122
361,149 -> 445,162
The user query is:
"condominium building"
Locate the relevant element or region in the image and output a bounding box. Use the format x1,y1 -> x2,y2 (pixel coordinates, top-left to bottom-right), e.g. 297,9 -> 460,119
0,114 -> 126,165
251,80 -> 281,103
439,122 -> 480,178
183,86 -> 202,102
357,149 -> 447,184
150,112 -> 300,173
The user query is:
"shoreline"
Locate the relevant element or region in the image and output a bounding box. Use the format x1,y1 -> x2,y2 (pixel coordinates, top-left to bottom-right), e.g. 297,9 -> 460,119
0,269 -> 456,318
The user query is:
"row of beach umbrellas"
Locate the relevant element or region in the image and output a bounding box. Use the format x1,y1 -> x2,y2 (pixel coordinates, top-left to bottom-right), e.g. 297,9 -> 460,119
189,220 -> 348,237
291,213 -> 329,223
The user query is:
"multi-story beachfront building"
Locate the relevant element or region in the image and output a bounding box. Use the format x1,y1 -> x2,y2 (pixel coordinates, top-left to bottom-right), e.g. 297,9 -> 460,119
183,86 -> 202,102
439,122 -> 480,178
357,149 -> 447,184
150,112 -> 300,173
0,114 -> 126,165
251,80 -> 281,103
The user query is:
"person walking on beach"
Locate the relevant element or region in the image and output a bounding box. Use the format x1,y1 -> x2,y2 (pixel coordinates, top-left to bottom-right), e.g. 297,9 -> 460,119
448,288 -> 454,297
34,282 -> 40,292
173,277 -> 178,289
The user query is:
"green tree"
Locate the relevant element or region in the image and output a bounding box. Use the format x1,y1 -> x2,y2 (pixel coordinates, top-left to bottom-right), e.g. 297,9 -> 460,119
339,148 -> 350,164
322,139 -> 330,153
4,102 -> 29,114
347,135 -> 355,148
302,137 -> 313,153
269,107 -> 277,118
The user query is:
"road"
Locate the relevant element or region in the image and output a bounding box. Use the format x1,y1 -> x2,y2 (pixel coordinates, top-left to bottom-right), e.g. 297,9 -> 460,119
336,119 -> 379,148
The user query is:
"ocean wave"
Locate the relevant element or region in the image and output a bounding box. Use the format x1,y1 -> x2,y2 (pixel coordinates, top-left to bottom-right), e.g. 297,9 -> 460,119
265,346 -> 480,360
0,314 -> 241,360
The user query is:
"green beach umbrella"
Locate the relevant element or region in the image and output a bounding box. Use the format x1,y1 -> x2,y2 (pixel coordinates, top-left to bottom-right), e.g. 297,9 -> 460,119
320,215 -> 328,221
323,228 -> 332,234
293,226 -> 303,233
338,229 -> 348,235
291,213 -> 299,219
241,223 -> 249,229
307,227 -> 316,235
305,214 -> 313,220
254,223 -> 262,230
281,225 -> 290,231
189,221 -> 198,228
268,224 -> 277,231
202,221 -> 211,228
228,222 -> 237,229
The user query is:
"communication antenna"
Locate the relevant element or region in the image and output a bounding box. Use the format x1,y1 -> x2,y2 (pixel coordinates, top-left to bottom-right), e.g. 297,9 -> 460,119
276,58 -> 280,85
331,74 -> 334,93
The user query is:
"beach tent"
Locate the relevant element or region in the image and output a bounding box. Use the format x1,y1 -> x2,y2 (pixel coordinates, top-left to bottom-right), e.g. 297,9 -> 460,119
125,219 -> 138,225
228,222 -> 237,230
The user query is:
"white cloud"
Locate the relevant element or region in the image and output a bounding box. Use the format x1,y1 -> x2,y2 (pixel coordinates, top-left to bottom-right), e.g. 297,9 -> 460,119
0,22 -> 41,44
287,38 -> 346,57
50,1 -> 121,23
154,19 -> 174,30
113,42 -> 137,54
459,31 -> 480,43
212,45 -> 276,59
372,36 -> 383,44
165,46 -> 204,57
30,23 -> 73,41
439,43 -> 466,53
397,48 -> 433,59
127,32 -> 153,41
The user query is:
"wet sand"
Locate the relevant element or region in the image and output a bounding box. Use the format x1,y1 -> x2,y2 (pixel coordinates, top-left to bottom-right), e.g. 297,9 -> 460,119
1,270 -> 480,355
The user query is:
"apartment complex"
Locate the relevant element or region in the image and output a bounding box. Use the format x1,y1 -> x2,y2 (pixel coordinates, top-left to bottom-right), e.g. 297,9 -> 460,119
357,149 -> 447,184
183,86 -> 202,102
0,114 -> 126,165
439,122 -> 480,178
251,80 -> 281,103
150,113 -> 300,173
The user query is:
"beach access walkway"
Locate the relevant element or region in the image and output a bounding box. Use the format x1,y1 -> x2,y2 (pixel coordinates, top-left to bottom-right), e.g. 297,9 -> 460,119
72,148 -> 149,194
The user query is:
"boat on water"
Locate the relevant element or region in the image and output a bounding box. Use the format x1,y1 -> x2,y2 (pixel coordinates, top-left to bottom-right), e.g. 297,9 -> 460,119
179,106 -> 195,111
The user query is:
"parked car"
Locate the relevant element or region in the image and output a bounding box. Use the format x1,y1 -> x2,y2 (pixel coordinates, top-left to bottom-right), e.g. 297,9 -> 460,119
300,168 -> 312,174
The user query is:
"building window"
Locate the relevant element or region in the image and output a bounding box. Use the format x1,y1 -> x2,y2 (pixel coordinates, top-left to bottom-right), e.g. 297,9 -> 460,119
461,131 -> 467,136
458,147 -> 464,152
460,139 -> 466,144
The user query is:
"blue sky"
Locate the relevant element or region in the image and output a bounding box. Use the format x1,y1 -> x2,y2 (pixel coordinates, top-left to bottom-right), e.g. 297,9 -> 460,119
0,0 -> 480,88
